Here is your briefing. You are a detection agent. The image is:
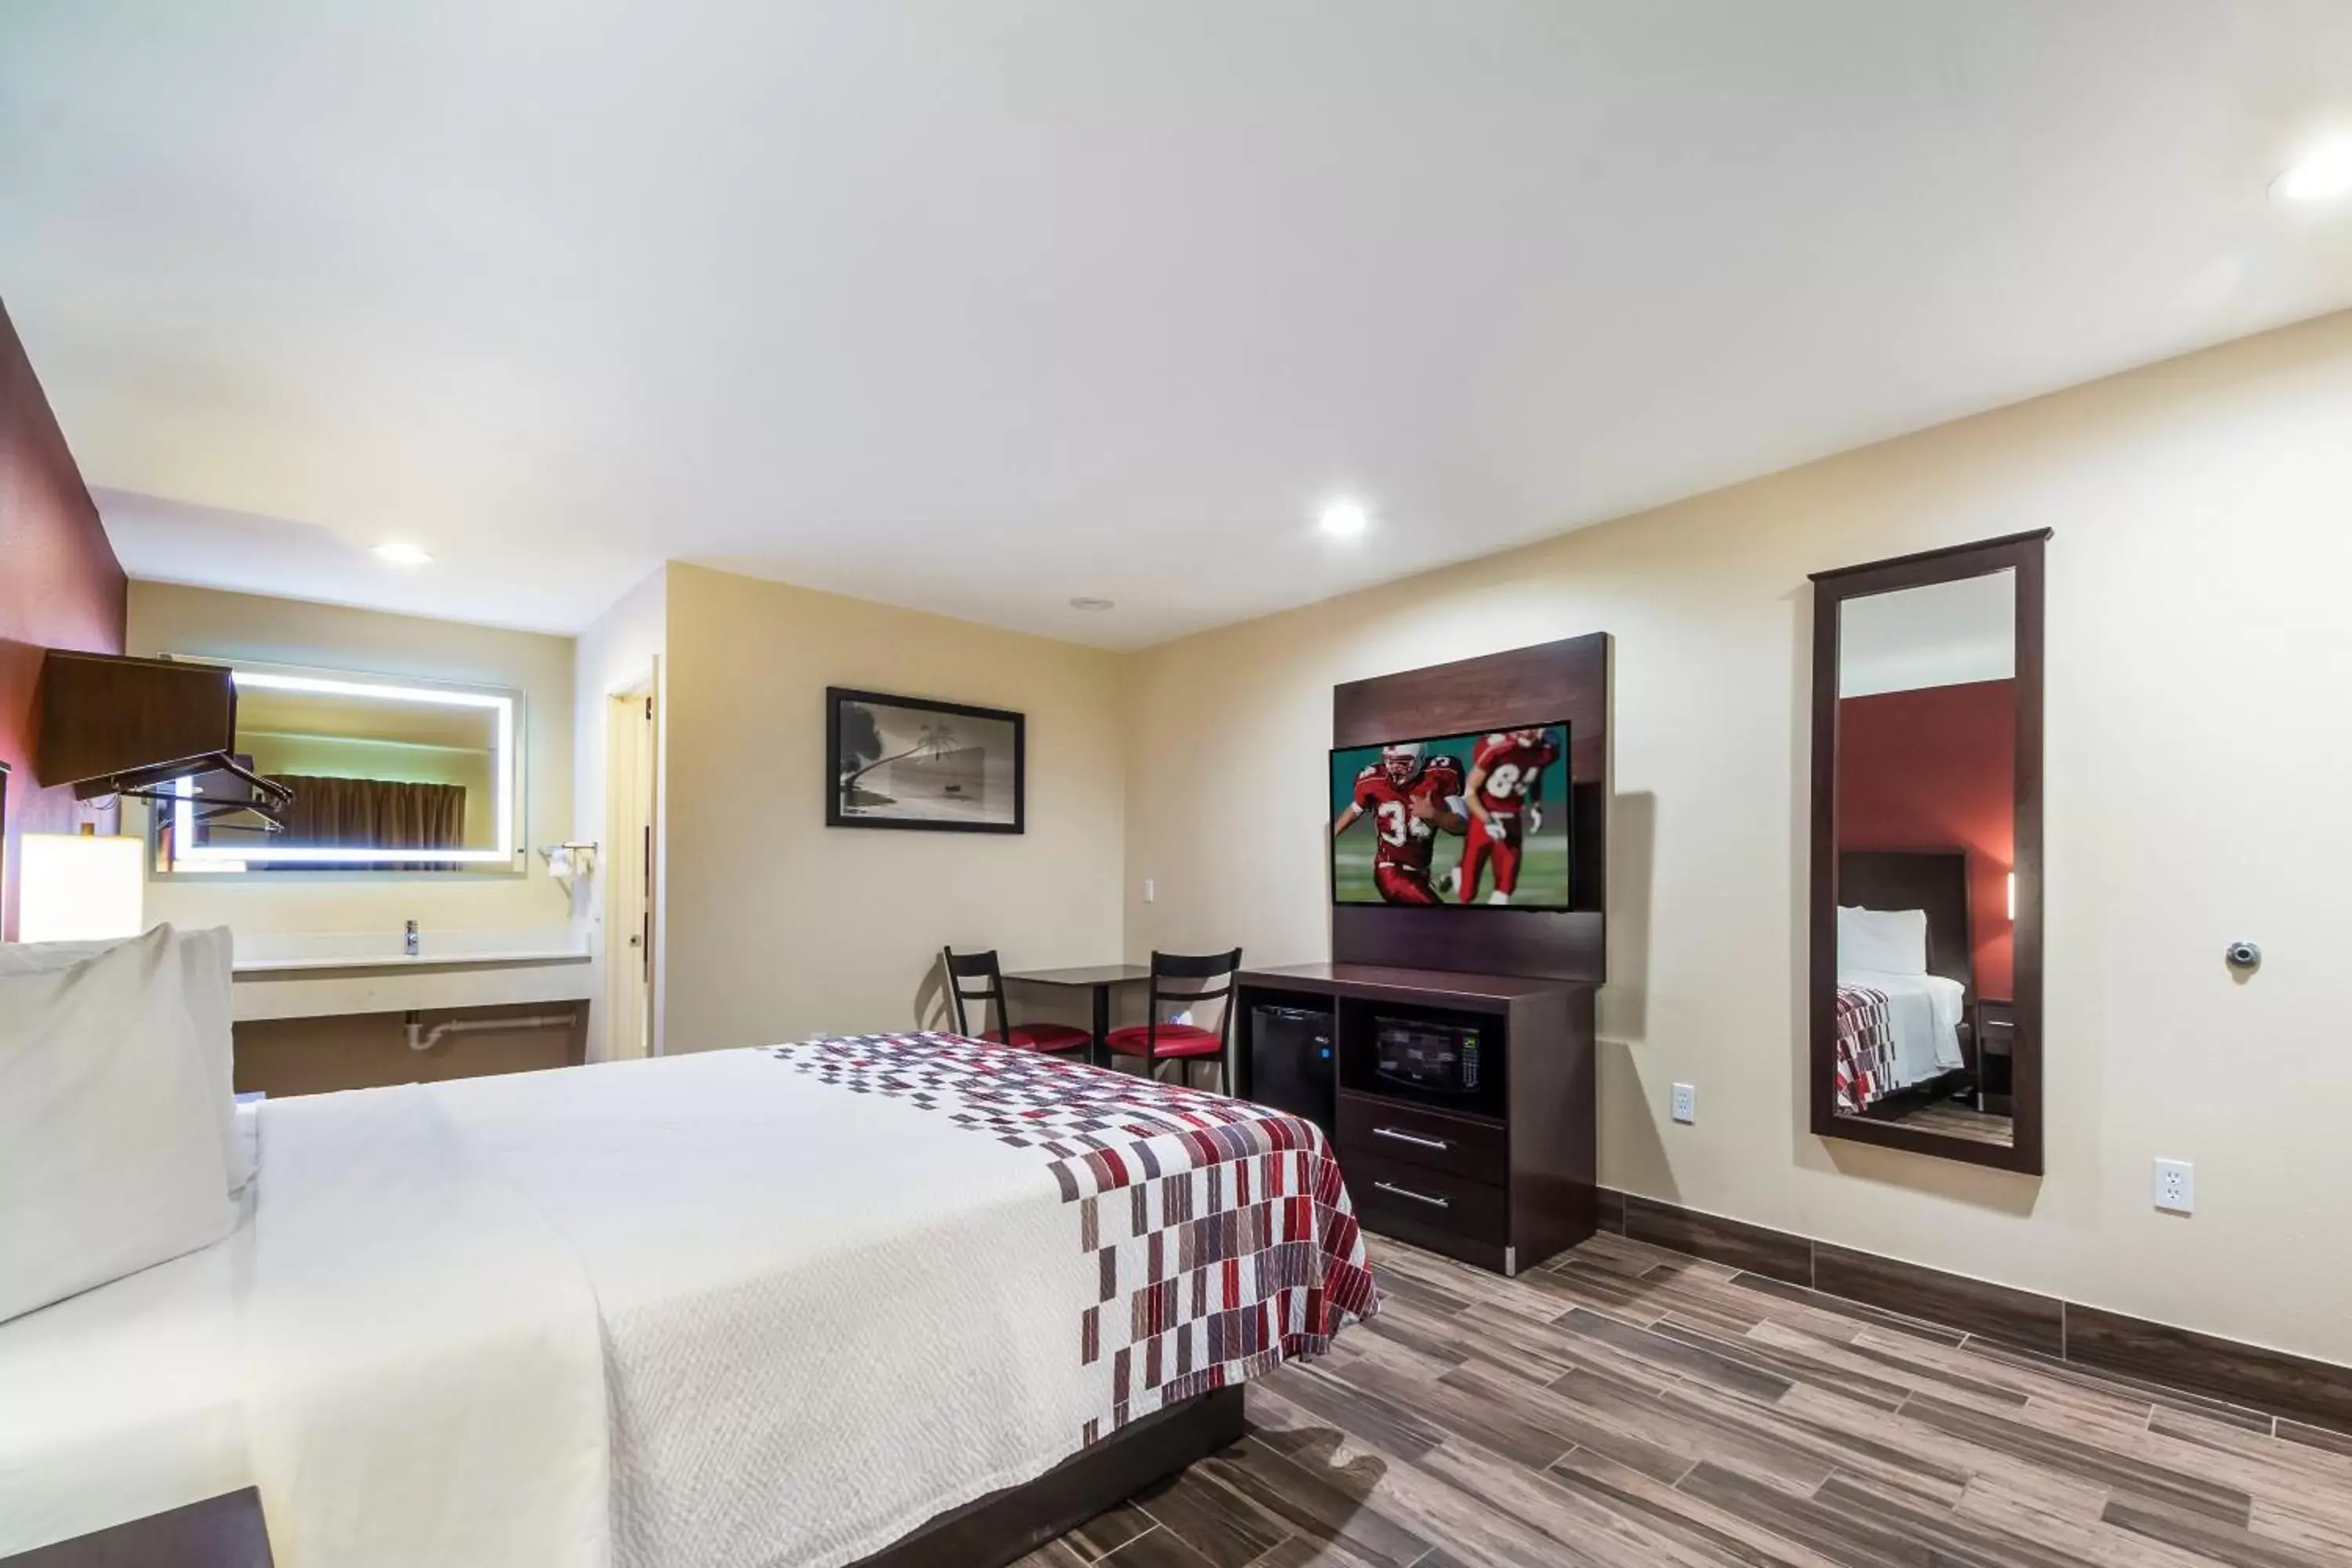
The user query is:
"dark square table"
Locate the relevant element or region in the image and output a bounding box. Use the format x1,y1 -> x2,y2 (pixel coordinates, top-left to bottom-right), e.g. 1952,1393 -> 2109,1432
1000,964 -> 1152,1068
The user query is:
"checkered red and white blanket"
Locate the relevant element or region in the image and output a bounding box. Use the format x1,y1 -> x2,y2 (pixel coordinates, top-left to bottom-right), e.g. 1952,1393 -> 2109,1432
769,1031 -> 1380,1441
1834,984 -> 1897,1112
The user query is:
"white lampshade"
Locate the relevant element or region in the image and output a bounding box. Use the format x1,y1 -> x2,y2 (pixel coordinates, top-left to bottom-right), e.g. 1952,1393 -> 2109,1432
19,833 -> 146,943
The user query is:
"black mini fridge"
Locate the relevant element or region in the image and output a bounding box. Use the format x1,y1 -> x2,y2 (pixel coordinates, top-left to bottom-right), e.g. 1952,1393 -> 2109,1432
1250,1004 -> 1335,1141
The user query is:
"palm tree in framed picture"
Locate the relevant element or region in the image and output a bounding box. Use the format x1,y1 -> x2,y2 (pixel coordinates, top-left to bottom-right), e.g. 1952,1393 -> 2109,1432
839,721 -> 960,808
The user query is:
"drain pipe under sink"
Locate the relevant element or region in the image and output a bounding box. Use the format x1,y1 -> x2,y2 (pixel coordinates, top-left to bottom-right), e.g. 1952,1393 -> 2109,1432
403,1010 -> 578,1053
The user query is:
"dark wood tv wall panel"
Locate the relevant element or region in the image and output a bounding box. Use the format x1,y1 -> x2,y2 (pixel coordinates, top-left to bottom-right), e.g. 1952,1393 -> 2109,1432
1331,633 -> 1610,982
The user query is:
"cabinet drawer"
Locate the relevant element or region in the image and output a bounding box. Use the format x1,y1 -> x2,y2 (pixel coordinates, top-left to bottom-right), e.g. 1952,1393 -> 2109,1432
1345,1151 -> 1508,1244
1337,1092 -> 1508,1185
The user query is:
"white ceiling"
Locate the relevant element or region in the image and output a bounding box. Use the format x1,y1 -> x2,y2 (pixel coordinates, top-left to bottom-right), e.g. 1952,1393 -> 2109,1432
4,2 -> 2349,648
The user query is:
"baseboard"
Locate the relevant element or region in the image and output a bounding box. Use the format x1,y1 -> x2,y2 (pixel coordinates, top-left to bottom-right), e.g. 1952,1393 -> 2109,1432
1595,1188 -> 2352,1442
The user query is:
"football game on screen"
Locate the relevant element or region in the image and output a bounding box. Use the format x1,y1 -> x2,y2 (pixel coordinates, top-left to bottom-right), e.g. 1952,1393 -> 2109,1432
1329,724 -> 1570,909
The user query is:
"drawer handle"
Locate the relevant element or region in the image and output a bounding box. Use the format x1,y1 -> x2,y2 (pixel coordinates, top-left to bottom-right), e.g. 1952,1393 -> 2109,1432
1373,1126 -> 1453,1152
1374,1180 -> 1451,1210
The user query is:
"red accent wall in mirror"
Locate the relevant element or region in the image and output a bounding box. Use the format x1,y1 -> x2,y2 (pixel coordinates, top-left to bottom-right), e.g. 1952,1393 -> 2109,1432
0,295 -> 127,938
1836,679 -> 2016,998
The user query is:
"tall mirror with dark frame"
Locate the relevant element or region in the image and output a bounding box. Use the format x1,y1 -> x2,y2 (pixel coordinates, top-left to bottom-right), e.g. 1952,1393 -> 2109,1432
1809,531 -> 2045,1175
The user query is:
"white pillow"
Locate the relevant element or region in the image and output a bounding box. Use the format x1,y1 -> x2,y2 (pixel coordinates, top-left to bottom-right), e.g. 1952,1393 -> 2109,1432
0,927 -> 246,1194
0,925 -> 237,1323
174,927 -> 245,1192
1838,905 -> 1930,976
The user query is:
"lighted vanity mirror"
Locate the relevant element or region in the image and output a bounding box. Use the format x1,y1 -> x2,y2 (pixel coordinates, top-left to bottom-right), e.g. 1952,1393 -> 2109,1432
155,665 -> 522,873
1808,532 -> 2045,1175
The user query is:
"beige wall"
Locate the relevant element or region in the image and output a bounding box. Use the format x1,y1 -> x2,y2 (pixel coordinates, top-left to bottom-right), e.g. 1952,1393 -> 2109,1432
572,566 -> 667,1060
660,563 -> 1124,1050
1124,308 -> 2352,1366
126,580 -> 576,938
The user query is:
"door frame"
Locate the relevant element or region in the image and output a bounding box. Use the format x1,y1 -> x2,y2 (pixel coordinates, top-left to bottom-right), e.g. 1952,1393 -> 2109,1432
604,666 -> 660,1059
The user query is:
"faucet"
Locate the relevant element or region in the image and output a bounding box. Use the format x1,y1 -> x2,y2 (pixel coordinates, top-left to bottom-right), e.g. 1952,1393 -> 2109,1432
405,919 -> 420,958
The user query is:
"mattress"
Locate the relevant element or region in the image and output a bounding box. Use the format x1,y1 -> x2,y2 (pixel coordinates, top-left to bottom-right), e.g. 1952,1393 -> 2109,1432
0,1038 -> 1375,1568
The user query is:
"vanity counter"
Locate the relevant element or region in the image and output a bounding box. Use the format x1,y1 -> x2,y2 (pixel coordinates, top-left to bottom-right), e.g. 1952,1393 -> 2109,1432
227,927 -> 592,1022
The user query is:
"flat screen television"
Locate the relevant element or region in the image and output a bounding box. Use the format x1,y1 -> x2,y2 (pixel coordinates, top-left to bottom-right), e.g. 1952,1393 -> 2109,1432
1329,722 -> 1570,909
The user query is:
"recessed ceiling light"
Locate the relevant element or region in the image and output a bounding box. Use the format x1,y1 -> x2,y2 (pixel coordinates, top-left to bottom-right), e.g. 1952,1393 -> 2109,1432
372,542 -> 433,566
1069,596 -> 1115,612
1318,499 -> 1370,539
2271,136 -> 2352,205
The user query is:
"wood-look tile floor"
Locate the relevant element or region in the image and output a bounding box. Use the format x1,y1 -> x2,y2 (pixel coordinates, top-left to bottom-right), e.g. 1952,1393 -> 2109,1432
1021,1232 -> 2352,1567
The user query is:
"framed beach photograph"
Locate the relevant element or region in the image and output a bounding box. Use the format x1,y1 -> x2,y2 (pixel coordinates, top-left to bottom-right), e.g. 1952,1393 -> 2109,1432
826,688 -> 1025,833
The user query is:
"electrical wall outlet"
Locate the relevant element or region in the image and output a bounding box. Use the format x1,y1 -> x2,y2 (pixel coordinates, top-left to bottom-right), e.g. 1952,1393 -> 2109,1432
1671,1082 -> 1697,1124
2153,1158 -> 2194,1214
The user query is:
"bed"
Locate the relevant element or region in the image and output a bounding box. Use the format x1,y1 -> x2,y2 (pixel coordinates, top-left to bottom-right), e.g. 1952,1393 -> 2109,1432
1833,848 -> 1973,1114
0,1033 -> 1377,1568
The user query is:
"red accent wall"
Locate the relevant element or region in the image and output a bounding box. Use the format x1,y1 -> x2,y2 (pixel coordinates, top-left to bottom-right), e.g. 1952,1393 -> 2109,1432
0,296 -> 126,938
1836,679 -> 2016,999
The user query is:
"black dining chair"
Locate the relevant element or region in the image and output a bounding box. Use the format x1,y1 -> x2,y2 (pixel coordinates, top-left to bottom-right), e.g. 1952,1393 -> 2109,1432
941,948 -> 1093,1054
1105,948 -> 1243,1092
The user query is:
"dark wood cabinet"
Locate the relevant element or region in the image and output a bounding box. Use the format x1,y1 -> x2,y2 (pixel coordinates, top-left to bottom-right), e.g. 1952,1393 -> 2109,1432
1237,962 -> 1595,1276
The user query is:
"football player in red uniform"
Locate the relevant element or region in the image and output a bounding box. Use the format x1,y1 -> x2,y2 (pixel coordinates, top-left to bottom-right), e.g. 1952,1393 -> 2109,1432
1448,728 -> 1559,904
1332,742 -> 1468,906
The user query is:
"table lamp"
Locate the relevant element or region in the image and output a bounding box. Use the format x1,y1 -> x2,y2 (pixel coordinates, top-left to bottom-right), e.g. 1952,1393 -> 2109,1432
19,830 -> 146,943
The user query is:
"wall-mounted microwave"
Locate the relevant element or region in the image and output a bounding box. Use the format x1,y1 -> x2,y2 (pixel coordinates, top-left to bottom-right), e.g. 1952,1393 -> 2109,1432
1367,1015 -> 1503,1117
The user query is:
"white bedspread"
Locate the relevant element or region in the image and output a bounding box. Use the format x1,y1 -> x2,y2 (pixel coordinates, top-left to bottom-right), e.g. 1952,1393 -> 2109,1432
433,1049 -> 1097,1568
1840,968 -> 1966,1087
0,1189 -> 251,1552
0,1044 -> 1373,1568
241,1082 -> 612,1568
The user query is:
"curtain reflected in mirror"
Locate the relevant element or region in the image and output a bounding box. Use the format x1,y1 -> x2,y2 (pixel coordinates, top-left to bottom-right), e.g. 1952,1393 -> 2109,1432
1810,532 -> 2044,1174
1833,570 -> 2016,1148
271,775 -> 467,851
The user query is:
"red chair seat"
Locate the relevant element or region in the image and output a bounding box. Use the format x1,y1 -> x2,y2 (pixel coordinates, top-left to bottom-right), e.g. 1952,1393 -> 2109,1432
1104,1022 -> 1224,1060
980,1023 -> 1093,1052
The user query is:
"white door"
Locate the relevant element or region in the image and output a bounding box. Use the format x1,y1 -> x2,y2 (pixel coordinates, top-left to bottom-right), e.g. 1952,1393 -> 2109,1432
604,681 -> 658,1058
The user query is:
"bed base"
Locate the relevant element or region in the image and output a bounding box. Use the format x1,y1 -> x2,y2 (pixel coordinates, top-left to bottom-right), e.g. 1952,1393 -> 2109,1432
0,1390 -> 1245,1568
850,1387 -> 1247,1568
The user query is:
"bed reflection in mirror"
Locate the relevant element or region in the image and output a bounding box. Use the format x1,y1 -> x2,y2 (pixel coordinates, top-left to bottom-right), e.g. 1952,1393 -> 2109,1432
1811,534 -> 2045,1172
